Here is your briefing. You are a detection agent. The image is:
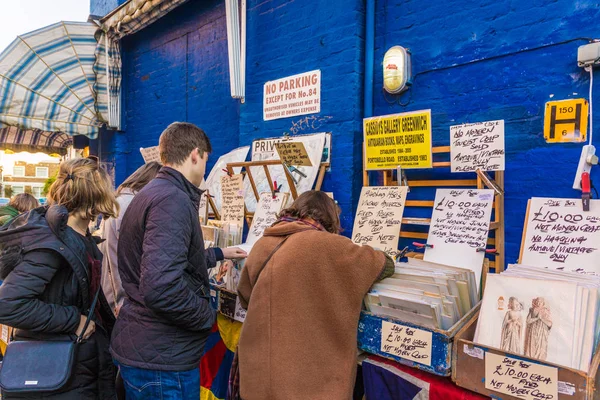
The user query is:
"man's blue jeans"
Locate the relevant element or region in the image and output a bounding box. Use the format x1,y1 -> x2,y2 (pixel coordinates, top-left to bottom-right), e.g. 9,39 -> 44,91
117,362 -> 200,400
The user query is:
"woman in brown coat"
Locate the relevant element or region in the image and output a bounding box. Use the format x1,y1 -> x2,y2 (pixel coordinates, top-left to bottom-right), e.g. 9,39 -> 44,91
237,191 -> 394,400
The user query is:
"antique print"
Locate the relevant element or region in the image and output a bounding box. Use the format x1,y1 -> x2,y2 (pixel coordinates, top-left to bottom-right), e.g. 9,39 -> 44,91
524,297 -> 553,361
500,297 -> 523,354
474,275 -> 576,368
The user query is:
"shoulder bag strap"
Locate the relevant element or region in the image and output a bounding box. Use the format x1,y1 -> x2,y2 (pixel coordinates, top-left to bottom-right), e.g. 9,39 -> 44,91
252,235 -> 291,286
76,286 -> 101,343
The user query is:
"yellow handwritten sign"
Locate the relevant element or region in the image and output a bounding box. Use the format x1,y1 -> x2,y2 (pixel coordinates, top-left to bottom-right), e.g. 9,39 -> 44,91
380,321 -> 432,366
364,110 -> 432,170
544,99 -> 589,143
275,142 -> 313,166
485,353 -> 558,400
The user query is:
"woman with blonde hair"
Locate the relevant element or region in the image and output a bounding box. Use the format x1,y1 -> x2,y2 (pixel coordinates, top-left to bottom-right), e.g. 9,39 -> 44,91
0,193 -> 40,226
0,158 -> 119,399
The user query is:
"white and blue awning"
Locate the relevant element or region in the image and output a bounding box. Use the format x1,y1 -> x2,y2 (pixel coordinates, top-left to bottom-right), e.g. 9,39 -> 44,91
0,21 -> 120,139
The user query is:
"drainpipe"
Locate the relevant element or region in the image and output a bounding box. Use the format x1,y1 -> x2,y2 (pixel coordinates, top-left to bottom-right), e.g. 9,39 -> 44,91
364,0 -> 375,118
364,0 -> 375,185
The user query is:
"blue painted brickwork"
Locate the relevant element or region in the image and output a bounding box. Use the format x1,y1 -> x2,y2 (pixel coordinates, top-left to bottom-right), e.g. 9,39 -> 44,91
91,0 -> 600,264
90,0 -> 126,17
374,0 -> 600,265
240,0 -> 366,233
95,0 -> 366,234
114,0 -> 240,183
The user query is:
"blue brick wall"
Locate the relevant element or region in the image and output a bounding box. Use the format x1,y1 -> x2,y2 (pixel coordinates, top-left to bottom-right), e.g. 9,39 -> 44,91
96,0 -> 366,234
92,0 -> 600,264
90,0 -> 126,17
240,0 -> 366,233
373,0 -> 600,265
113,0 -> 239,181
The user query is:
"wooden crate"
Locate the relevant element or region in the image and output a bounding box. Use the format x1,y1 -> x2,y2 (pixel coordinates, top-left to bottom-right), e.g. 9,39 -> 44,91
452,312 -> 600,399
357,303 -> 480,377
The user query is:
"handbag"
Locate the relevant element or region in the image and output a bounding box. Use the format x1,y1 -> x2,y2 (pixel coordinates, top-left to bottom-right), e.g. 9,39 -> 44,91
0,286 -> 101,394
227,235 -> 291,400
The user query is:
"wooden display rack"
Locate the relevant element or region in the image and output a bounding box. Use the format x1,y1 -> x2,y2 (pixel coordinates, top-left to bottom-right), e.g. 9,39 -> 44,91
206,159 -> 329,226
357,145 -> 504,376
362,145 -> 506,275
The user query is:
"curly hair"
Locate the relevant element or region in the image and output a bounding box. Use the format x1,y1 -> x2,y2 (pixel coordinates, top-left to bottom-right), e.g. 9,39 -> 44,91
278,190 -> 341,234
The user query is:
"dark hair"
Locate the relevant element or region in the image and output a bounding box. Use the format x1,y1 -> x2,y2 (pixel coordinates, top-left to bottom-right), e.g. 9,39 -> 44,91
117,162 -> 162,195
9,193 -> 39,213
278,190 -> 341,234
159,122 -> 212,166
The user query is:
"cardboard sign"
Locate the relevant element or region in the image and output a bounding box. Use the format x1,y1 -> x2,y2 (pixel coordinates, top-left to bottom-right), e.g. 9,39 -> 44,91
140,146 -> 160,163
544,99 -> 589,143
485,353 -> 558,400
363,110 -> 432,170
450,120 -> 505,172
380,321 -> 433,366
521,197 -> 600,274
275,141 -> 313,166
424,189 -> 494,291
234,298 -> 247,323
220,174 -> 245,226
352,186 -> 408,256
263,70 -> 321,121
246,192 -> 289,246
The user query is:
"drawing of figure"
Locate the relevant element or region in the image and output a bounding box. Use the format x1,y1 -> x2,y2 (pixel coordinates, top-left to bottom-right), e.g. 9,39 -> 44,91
524,297 -> 552,361
500,297 -> 523,354
497,296 -> 505,310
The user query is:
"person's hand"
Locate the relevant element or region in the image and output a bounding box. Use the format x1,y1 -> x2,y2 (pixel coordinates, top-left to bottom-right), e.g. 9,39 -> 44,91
222,247 -> 248,260
75,315 -> 96,340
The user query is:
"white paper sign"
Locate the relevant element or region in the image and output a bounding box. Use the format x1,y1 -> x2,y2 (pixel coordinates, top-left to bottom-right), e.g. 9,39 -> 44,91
140,146 -> 160,163
204,146 -> 250,212
381,321 -> 433,366
424,189 -> 494,291
234,297 -> 246,323
352,186 -> 408,256
263,70 -> 321,121
521,198 -> 600,275
246,192 -> 289,246
220,174 -> 245,226
450,120 -> 505,172
485,352 -> 558,400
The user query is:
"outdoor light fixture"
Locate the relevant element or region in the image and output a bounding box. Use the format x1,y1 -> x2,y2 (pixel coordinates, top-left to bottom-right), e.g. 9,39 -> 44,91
383,46 -> 412,94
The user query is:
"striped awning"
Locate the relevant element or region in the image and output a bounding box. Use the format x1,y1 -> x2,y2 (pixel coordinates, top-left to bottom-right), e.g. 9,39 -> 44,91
0,126 -> 72,155
0,21 -> 120,139
101,0 -> 190,40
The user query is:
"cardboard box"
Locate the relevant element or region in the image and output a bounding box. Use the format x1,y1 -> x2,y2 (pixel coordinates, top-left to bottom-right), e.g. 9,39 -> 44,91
357,303 -> 480,376
452,313 -> 600,399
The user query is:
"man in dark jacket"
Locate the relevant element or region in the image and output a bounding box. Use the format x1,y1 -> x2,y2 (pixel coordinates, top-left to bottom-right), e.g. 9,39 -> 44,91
110,122 -> 247,399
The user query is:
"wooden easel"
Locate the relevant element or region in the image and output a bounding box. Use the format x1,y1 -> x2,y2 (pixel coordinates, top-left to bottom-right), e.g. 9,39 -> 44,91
205,160 -> 330,226
363,145 -> 506,274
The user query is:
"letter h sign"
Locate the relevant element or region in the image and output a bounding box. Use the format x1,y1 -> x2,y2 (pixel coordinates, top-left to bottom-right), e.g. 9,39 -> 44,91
544,99 -> 589,143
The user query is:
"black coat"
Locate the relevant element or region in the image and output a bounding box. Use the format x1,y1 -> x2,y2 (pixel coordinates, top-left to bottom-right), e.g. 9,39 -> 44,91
0,206 -> 116,399
110,167 -> 216,371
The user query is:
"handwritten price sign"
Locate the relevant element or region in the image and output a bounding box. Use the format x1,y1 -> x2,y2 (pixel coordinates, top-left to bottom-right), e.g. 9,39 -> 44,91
352,186 -> 407,257
275,142 -> 313,166
485,353 -> 557,400
380,321 -> 432,366
522,198 -> 600,275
